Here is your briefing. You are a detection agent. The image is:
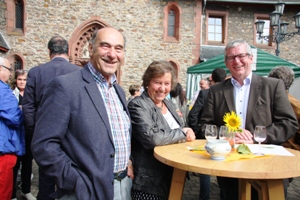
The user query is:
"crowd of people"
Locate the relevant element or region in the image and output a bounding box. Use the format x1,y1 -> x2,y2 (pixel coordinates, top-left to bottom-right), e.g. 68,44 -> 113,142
1,27 -> 300,200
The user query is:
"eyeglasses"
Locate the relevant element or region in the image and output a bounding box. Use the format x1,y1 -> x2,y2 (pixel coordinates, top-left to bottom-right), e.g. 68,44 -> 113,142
225,53 -> 250,63
0,65 -> 13,73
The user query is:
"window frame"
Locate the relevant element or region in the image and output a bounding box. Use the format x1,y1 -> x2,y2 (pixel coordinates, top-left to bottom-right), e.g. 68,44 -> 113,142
5,0 -> 26,36
204,10 -> 228,45
254,14 -> 274,48
163,2 -> 182,43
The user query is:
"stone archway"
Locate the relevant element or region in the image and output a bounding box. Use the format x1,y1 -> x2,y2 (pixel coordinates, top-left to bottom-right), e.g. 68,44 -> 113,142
166,58 -> 180,82
69,17 -> 109,66
68,17 -> 123,84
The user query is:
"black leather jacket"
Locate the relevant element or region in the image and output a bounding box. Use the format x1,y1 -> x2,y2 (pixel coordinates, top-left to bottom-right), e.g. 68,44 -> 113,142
128,91 -> 186,198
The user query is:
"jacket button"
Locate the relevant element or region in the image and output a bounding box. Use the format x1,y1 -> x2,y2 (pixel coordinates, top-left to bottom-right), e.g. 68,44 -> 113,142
110,154 -> 114,158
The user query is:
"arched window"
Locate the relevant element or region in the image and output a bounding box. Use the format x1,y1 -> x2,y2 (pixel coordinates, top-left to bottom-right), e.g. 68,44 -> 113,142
6,53 -> 26,72
168,10 -> 175,37
14,56 -> 23,71
15,0 -> 24,29
5,0 -> 26,35
163,2 -> 181,42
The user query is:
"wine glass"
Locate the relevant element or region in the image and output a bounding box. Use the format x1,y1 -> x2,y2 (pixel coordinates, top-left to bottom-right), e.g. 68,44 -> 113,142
219,126 -> 229,140
253,125 -> 267,155
205,125 -> 218,140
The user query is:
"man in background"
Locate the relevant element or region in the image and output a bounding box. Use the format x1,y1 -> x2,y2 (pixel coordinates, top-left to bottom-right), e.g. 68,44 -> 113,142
189,68 -> 227,138
22,36 -> 80,200
190,78 -> 210,105
0,57 -> 25,200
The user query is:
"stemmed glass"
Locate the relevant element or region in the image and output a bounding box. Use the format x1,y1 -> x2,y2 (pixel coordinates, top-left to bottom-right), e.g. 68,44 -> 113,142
253,125 -> 267,155
219,126 -> 228,140
205,125 -> 218,140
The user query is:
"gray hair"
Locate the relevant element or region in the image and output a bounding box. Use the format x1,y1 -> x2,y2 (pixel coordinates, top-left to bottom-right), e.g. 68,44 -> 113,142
89,28 -> 126,48
224,39 -> 253,57
268,66 -> 295,90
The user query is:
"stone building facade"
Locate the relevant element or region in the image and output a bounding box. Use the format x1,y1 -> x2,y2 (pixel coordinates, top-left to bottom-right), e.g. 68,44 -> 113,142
0,0 -> 299,97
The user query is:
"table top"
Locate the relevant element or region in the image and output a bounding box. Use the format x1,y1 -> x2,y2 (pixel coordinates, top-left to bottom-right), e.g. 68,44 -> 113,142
154,140 -> 300,179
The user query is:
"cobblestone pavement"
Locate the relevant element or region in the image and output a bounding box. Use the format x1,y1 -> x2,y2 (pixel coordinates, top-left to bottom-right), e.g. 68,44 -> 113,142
183,173 -> 300,200
16,161 -> 300,200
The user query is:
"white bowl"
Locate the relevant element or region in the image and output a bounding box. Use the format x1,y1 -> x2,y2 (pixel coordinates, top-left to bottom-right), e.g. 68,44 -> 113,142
205,140 -> 231,160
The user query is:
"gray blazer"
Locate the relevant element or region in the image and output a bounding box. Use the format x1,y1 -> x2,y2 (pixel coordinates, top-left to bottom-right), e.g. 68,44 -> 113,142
199,74 -> 298,144
128,91 -> 186,198
31,66 -> 130,200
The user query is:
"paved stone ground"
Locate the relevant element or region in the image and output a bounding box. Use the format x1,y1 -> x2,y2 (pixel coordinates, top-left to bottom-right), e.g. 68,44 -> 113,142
15,161 -> 300,200
183,172 -> 300,200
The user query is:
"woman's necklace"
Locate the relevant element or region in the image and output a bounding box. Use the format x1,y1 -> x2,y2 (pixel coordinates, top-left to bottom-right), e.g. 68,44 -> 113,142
158,102 -> 164,110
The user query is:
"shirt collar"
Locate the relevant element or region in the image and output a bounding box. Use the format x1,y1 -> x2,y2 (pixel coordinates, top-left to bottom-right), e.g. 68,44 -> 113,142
87,62 -> 117,86
231,72 -> 252,87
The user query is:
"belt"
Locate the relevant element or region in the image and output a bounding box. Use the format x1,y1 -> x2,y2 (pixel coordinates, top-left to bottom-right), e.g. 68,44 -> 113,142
114,168 -> 128,181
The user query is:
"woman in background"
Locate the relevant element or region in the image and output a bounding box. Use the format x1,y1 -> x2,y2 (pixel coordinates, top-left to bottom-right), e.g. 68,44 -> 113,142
11,70 -> 36,200
128,60 -> 195,200
170,82 -> 188,126
127,84 -> 141,105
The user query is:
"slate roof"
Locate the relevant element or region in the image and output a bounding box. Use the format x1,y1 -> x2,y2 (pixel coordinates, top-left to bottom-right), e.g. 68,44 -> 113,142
0,32 -> 11,51
200,45 -> 225,62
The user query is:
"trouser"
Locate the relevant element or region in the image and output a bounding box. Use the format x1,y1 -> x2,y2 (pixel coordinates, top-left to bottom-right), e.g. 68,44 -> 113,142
113,176 -> 132,200
37,168 -> 55,200
0,154 -> 17,200
12,135 -> 34,198
199,174 -> 210,200
58,176 -> 132,200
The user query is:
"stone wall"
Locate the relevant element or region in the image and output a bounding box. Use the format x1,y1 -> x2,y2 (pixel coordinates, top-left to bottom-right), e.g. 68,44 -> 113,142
1,0 -> 299,97
0,0 -> 198,97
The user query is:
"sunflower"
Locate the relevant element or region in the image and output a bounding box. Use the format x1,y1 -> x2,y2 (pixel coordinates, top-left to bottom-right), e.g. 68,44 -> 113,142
223,111 -> 242,132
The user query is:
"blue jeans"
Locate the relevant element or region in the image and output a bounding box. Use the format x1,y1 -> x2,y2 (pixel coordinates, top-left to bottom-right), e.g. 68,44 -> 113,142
199,174 -> 210,200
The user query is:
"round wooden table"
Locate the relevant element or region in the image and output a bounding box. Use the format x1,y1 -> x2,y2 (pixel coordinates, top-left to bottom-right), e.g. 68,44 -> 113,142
154,140 -> 300,200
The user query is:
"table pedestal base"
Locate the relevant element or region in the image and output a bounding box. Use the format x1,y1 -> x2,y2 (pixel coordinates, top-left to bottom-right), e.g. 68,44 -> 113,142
168,168 -> 186,200
239,179 -> 285,200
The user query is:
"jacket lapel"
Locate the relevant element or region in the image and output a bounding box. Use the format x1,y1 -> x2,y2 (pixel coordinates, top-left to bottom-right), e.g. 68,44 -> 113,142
223,80 -> 236,112
81,66 -> 114,143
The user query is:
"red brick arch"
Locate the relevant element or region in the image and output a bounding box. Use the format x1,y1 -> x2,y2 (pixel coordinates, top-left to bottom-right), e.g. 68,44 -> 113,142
69,16 -> 110,66
166,58 -> 180,82
68,17 -> 123,84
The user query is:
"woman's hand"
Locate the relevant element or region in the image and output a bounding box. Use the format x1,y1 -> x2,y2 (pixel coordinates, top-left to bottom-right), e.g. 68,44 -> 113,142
183,127 -> 196,142
127,160 -> 134,180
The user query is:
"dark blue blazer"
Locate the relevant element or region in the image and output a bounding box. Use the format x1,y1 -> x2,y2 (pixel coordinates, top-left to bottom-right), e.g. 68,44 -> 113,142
31,66 -> 130,200
23,57 -> 80,134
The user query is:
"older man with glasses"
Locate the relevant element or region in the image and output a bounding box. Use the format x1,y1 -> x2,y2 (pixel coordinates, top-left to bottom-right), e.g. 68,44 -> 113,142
1,64 -> 14,73
0,57 -> 25,200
